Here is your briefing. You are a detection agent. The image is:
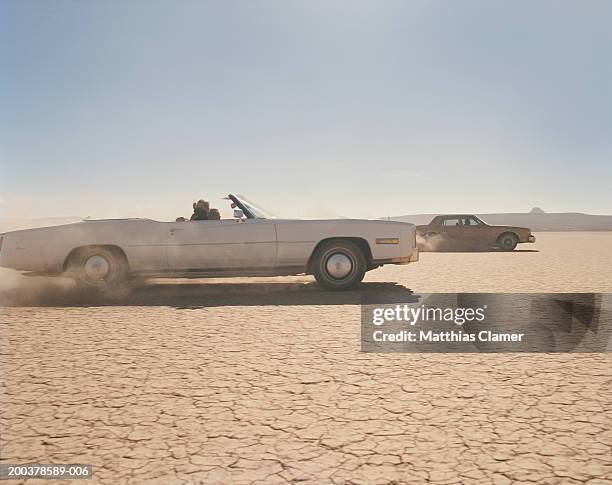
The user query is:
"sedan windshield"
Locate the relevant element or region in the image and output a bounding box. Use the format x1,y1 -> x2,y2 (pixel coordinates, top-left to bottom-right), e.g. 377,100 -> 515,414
234,194 -> 277,219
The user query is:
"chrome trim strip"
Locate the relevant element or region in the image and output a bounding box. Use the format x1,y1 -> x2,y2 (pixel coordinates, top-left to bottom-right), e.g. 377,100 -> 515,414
127,241 -> 276,247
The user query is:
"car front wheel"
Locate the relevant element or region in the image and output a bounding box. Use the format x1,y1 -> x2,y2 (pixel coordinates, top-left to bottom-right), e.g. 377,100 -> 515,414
497,233 -> 518,251
311,240 -> 367,290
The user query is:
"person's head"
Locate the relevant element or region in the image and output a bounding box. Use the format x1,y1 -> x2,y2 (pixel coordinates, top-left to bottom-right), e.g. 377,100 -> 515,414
194,199 -> 209,212
208,208 -> 220,220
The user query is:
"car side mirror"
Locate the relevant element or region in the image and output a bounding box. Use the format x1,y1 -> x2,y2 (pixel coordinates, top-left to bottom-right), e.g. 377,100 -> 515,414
233,209 -> 244,219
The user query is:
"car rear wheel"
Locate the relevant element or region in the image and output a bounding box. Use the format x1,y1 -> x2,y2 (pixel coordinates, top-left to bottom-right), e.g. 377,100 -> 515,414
312,240 -> 367,290
67,247 -> 128,290
497,233 -> 518,251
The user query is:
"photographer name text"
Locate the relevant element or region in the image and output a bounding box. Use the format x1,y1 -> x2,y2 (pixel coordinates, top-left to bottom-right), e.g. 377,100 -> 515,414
370,304 -> 524,343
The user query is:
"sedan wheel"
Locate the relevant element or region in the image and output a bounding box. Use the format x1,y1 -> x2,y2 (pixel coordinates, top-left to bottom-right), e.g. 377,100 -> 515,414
312,240 -> 366,290
497,233 -> 518,251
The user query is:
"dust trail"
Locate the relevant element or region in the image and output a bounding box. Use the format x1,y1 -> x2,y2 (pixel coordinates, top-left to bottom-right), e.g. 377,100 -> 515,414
0,269 -> 139,306
0,269 -> 79,306
416,233 -> 447,252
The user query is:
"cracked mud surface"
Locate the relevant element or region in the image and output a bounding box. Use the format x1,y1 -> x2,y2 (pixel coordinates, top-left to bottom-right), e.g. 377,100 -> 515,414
1,233 -> 612,484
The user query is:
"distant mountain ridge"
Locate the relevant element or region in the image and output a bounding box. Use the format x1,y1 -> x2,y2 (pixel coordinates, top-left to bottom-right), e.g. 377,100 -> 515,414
389,210 -> 612,231
2,210 -> 612,233
0,216 -> 82,233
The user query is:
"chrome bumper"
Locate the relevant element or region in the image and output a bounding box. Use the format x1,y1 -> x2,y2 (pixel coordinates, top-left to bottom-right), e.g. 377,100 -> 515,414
373,249 -> 419,265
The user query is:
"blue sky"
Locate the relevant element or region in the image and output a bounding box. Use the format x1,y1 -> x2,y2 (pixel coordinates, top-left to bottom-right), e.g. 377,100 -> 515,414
1,0 -> 611,219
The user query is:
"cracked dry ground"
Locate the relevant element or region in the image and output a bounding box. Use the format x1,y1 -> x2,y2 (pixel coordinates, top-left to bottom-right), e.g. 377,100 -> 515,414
1,233 -> 612,484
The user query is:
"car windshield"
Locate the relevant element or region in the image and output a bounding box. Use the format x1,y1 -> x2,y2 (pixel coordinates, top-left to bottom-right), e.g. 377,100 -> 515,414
234,194 -> 277,219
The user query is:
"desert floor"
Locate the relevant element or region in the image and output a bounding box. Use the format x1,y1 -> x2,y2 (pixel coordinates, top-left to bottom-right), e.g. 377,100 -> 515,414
1,232 -> 611,484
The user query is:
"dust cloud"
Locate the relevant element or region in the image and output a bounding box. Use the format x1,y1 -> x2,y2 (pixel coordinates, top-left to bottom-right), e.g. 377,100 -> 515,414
0,269 -> 77,306
0,269 -> 139,307
416,233 -> 447,252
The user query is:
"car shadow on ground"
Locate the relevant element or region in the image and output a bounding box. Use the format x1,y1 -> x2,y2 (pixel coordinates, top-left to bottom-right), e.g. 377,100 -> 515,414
0,281 -> 420,308
421,249 -> 540,253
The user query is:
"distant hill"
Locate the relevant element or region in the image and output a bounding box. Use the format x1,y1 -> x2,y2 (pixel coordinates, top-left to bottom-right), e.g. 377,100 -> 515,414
2,210 -> 612,233
0,216 -> 82,233
389,210 -> 612,231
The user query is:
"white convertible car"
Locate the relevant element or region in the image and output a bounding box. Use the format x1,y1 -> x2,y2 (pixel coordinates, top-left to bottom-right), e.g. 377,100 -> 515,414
0,194 -> 418,290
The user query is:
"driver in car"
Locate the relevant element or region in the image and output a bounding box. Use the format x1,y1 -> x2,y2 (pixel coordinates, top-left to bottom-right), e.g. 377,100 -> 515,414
190,199 -> 210,221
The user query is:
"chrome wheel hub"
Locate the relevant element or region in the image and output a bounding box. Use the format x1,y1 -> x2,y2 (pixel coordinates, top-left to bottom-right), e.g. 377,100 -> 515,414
84,255 -> 111,281
326,253 -> 353,279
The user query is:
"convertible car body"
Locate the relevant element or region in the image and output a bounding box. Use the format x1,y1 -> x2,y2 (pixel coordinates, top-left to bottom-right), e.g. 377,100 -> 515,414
0,194 -> 418,290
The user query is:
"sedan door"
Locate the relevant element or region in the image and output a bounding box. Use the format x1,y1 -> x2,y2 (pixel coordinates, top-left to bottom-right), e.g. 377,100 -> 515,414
166,219 -> 276,271
439,217 -> 463,241
460,216 -> 489,247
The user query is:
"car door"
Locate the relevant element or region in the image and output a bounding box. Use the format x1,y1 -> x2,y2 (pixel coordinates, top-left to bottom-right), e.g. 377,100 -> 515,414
119,220 -> 170,272
439,217 -> 463,240
461,216 -> 488,244
165,219 -> 276,270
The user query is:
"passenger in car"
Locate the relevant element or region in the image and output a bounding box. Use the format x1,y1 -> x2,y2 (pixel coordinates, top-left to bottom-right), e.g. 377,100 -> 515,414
208,208 -> 220,220
190,199 -> 210,220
